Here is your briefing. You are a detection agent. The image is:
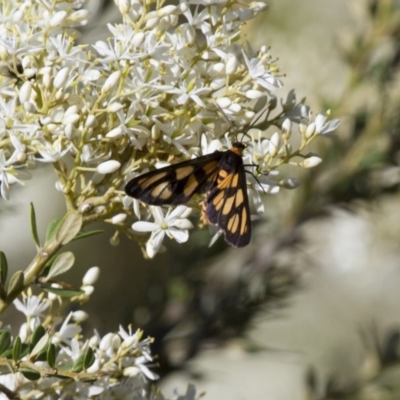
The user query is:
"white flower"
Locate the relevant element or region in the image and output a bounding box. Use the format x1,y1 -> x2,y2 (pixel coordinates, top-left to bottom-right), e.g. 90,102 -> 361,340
52,312 -> 81,345
132,206 -> 193,258
124,357 -> 159,381
315,112 -> 340,135
243,51 -> 283,92
14,294 -> 49,318
201,134 -> 223,155
35,139 -> 70,163
118,325 -> 141,350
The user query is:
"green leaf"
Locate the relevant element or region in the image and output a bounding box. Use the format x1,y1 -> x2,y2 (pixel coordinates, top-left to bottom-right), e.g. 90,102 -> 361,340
47,373 -> 70,379
42,286 -> 84,298
45,252 -> 75,281
20,343 -> 30,359
5,359 -> 13,374
70,354 -> 84,373
0,330 -> 11,355
45,217 -> 63,244
12,336 -> 21,362
30,325 -> 45,352
30,333 -> 49,359
0,251 -> 8,284
72,229 -> 104,241
7,271 -> 24,296
20,367 -> 41,381
83,347 -> 95,370
1,349 -> 12,359
47,343 -> 56,369
55,211 -> 83,245
30,202 -> 40,248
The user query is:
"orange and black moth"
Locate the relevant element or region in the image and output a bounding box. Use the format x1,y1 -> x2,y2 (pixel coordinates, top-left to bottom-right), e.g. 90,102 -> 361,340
125,142 -> 251,247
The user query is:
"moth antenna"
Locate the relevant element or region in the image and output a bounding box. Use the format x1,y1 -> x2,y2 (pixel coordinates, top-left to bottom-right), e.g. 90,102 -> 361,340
215,102 -> 238,142
239,106 -> 268,142
244,169 -> 267,195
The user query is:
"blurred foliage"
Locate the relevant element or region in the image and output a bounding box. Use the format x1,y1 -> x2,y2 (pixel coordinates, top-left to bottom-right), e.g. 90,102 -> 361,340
134,1 -> 400,397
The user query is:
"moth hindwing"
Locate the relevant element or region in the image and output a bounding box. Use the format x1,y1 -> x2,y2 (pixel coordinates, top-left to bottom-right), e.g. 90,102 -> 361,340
125,142 -> 251,247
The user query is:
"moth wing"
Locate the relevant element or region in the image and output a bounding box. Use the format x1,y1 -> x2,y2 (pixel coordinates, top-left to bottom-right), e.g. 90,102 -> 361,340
204,164 -> 251,247
125,153 -> 222,205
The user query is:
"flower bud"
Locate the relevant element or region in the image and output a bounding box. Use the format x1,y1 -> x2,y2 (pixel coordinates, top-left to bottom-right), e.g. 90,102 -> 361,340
53,67 -> 69,89
106,127 -> 123,138
85,114 -> 96,128
226,56 -> 238,75
83,266 -> 100,285
72,310 -> 88,322
97,160 -> 121,174
50,11 -> 67,27
301,156 -> 322,168
111,213 -> 127,224
245,89 -> 263,99
282,118 -> 292,137
19,81 -> 32,103
101,71 -> 121,94
305,122 -> 316,139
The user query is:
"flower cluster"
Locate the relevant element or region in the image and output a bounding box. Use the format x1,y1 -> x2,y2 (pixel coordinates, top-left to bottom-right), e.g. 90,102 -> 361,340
0,267 -> 199,400
0,0 -> 339,256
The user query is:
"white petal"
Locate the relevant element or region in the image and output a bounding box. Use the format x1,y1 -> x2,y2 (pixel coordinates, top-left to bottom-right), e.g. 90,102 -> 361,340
167,228 -> 189,243
131,221 -> 158,232
151,207 -> 165,225
171,219 -> 193,229
167,205 -> 188,221
146,231 -> 165,258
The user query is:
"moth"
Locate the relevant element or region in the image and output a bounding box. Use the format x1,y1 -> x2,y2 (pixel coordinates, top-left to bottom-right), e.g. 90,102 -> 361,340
125,142 -> 252,247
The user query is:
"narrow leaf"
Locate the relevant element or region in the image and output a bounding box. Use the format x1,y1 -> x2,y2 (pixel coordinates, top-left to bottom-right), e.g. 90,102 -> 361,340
45,252 -> 75,281
5,359 -> 13,374
7,271 -> 24,296
83,347 -> 95,370
71,354 -> 84,373
0,330 -> 11,355
30,325 -> 45,351
42,287 -> 84,298
0,251 -> 8,284
47,343 -> 56,369
56,211 -> 83,245
30,202 -> 40,248
20,368 -> 41,381
12,336 -> 21,362
30,333 -> 49,359
45,218 -> 63,244
47,373 -> 70,379
72,229 -> 104,241
36,346 -> 50,362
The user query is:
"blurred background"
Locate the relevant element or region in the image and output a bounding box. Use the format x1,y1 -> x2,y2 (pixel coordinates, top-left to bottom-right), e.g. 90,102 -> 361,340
3,0 -> 400,399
